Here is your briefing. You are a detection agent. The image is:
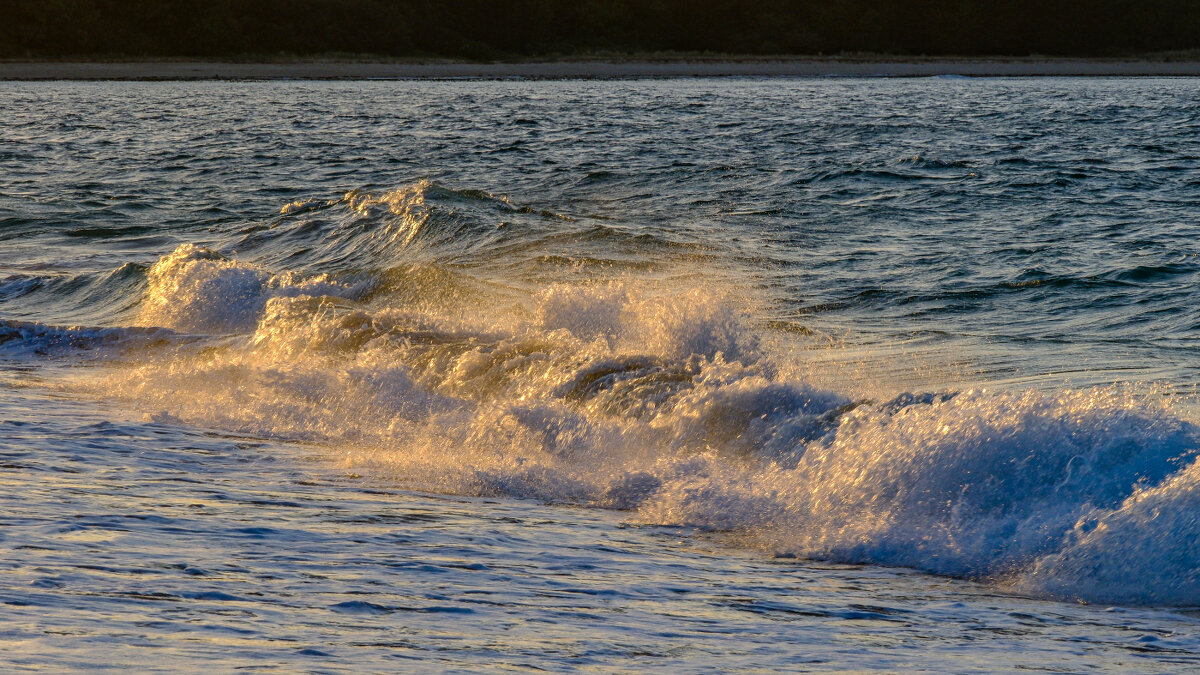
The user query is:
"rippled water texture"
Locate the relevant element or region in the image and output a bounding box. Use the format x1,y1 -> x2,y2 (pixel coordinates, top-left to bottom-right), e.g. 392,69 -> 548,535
2,79 -> 1200,671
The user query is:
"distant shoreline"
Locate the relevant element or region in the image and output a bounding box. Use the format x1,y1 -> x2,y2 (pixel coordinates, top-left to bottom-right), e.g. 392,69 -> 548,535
5,58 -> 1200,80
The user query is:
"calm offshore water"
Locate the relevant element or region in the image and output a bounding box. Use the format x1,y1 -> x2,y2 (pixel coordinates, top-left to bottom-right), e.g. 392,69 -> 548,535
2,79 -> 1200,672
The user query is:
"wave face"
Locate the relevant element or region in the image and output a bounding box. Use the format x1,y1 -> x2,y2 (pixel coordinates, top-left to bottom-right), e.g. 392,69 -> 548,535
5,79 -> 1200,609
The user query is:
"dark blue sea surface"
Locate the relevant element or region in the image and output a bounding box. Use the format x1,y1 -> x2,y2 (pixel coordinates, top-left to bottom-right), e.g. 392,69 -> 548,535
2,79 -> 1200,671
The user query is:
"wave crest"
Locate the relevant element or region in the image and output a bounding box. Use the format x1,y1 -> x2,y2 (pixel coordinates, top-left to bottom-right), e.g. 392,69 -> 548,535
138,243 -> 360,333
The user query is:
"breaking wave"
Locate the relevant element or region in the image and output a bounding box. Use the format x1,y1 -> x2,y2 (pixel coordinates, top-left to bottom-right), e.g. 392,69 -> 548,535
8,180 -> 1200,608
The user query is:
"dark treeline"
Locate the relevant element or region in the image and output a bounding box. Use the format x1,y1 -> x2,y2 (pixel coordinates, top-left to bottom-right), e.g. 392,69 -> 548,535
4,0 -> 1200,59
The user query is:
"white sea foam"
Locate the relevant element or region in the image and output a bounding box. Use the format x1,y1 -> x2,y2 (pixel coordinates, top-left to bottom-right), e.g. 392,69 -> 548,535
1016,457 -> 1200,604
72,244 -> 1200,606
138,244 -> 361,333
641,387 -> 1200,602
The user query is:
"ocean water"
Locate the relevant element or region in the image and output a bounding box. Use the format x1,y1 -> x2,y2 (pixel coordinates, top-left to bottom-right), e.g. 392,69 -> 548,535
2,78 -> 1200,672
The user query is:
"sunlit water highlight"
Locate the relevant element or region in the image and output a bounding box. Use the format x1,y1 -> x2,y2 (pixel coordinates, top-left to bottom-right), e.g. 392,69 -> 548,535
2,79 -> 1200,671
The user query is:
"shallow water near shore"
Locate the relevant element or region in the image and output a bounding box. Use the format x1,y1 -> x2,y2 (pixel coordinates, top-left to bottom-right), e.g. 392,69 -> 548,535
3,78 -> 1200,671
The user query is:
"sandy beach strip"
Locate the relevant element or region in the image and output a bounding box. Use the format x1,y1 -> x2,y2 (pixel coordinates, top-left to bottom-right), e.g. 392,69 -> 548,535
3,59 -> 1200,80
